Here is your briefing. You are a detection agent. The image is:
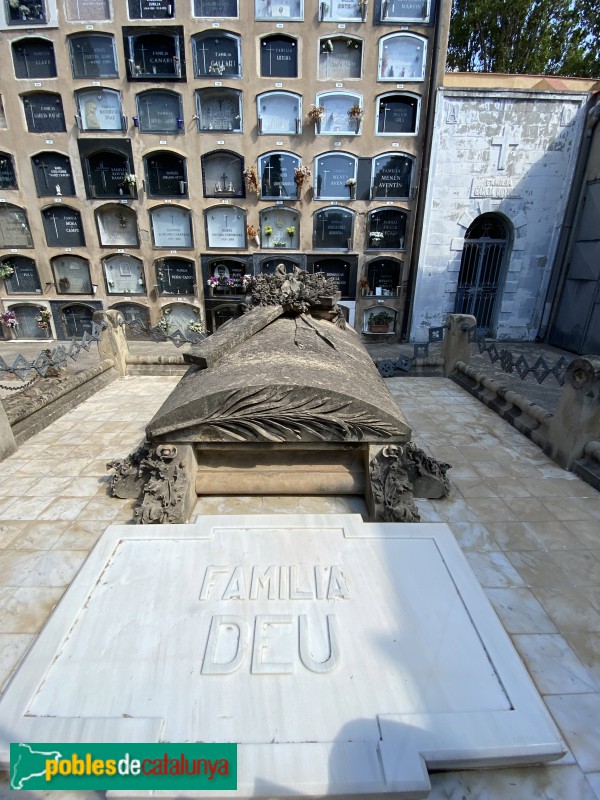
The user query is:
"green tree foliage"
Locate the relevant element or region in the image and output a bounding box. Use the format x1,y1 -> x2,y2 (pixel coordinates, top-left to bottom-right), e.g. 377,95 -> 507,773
447,0 -> 599,78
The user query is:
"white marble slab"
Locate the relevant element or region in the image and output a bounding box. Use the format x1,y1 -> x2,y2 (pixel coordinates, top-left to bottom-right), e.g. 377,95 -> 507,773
0,515 -> 564,798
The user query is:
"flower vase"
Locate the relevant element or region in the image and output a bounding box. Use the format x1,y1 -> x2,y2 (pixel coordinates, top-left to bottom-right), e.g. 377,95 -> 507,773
315,120 -> 321,134
208,286 -> 214,297
354,119 -> 361,134
254,235 -> 260,246
349,186 -> 356,200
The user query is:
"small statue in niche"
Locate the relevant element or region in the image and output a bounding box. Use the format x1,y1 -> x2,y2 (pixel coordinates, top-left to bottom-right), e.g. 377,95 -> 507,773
55,184 -> 62,196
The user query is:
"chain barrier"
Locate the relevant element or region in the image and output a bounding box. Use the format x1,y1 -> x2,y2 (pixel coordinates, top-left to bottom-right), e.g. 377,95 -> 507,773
0,322 -> 106,383
375,322 -> 571,386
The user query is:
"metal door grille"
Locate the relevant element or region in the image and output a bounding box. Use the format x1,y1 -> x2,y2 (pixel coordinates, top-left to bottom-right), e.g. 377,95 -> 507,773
455,238 -> 506,336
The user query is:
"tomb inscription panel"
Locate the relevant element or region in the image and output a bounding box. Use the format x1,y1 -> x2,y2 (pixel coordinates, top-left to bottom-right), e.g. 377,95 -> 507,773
0,516 -> 564,797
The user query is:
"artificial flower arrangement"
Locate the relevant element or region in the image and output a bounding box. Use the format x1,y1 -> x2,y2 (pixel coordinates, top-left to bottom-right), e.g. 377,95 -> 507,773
122,173 -> 137,187
294,165 -> 311,187
286,226 -> 296,237
188,320 -> 205,333
36,308 -> 51,329
345,178 -> 357,187
1,310 -> 18,328
0,262 -> 15,280
347,103 -> 364,119
264,225 -> 273,236
321,39 -> 334,53
243,166 -> 260,194
307,105 -> 325,123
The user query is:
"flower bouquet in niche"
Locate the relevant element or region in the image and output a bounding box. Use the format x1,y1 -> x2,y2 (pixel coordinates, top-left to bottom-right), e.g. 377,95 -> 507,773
243,166 -> 260,195
307,105 -> 325,133
247,224 -> 260,246
345,177 -> 357,198
0,262 -> 15,280
347,103 -> 364,133
294,165 -> 311,197
36,308 -> 51,330
1,310 -> 18,328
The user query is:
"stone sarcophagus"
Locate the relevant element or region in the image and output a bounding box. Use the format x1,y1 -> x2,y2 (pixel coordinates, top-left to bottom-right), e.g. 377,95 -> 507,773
109,271 -> 449,522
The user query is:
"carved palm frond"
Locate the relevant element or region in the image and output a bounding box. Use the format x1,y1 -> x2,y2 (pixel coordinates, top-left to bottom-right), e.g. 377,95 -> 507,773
196,386 -> 396,442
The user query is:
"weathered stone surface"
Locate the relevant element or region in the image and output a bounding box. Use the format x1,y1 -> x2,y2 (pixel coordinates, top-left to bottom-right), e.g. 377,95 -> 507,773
184,305 -> 284,370
148,315 -> 411,444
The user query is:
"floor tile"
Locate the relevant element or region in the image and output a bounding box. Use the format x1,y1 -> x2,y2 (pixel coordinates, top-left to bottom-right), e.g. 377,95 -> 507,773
546,694 -> 600,772
512,634 -> 599,694
505,550 -> 571,588
533,587 -> 600,634
485,588 -> 558,634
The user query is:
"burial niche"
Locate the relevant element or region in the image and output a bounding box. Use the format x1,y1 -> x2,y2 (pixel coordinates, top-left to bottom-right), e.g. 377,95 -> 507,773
320,0 -> 362,21
0,153 -> 17,189
12,38 -> 56,79
313,207 -> 354,249
318,38 -> 362,80
196,89 -> 242,133
317,92 -> 362,135
42,206 -> 85,248
32,152 -> 75,197
0,205 -> 33,248
201,151 -> 244,198
136,90 -> 182,134
144,152 -> 187,197
378,0 -> 430,22
1,256 -> 40,293
65,0 -> 110,20
255,0 -> 302,20
96,205 -> 139,247
260,207 -> 299,249
367,207 -> 407,250
76,89 -> 124,132
378,33 -> 426,81
193,0 -> 238,16
365,257 -> 402,296
9,305 -> 50,338
205,257 -> 249,294
52,255 -> 92,294
315,152 -> 357,199
371,153 -> 413,199
257,92 -> 301,135
155,257 -> 195,295
83,150 -> 131,198
5,0 -> 47,24
312,257 -> 352,297
104,254 -> 145,294
205,206 -> 246,249
150,206 -> 193,248
69,34 -> 118,79
128,0 -> 175,18
60,303 -> 95,337
193,32 -> 241,79
111,302 -> 150,338
259,152 -> 299,199
259,257 -> 299,274
376,93 -> 419,134
22,93 -> 66,133
125,29 -> 184,80
260,35 -> 297,78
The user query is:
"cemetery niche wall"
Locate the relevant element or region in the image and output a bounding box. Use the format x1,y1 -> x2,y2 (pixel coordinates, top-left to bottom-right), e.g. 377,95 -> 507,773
1,256 -> 40,293
108,270 -> 451,526
156,257 -> 196,296
135,90 -> 182,134
76,89 -> 124,132
32,153 -> 75,196
69,34 -> 118,79
144,152 -> 187,197
12,38 -> 56,79
52,255 -> 92,294
196,89 -> 242,133
96,205 -> 139,248
22,93 -> 66,133
42,206 -> 85,248
257,92 -> 301,135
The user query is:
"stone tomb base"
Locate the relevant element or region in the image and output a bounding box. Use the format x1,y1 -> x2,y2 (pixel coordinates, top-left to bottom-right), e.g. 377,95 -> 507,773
0,515 -> 564,798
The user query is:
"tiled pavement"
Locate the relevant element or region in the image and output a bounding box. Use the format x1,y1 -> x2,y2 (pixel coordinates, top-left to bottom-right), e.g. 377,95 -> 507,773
1,375 -> 600,798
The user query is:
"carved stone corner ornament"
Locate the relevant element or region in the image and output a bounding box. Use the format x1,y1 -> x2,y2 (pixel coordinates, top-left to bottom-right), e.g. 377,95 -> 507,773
107,442 -> 189,524
369,444 -> 451,523
251,269 -> 343,319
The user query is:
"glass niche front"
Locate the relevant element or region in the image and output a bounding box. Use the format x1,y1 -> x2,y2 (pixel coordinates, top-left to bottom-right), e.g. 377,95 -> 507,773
365,258 -> 401,296
42,207 -> 85,248
260,36 -> 297,78
32,153 -> 75,196
320,0 -> 362,21
150,206 -> 193,248
69,35 -> 118,79
255,0 -> 302,20
259,257 -> 298,274
128,0 -> 175,18
260,208 -> 299,249
104,255 -> 145,294
317,93 -> 362,135
65,0 -> 110,20
0,206 -> 33,248
318,39 -> 361,80
96,205 -> 138,247
156,258 -> 195,295
206,259 -> 248,293
372,154 -> 413,199
144,152 -> 186,196
193,33 -> 241,79
127,33 -> 183,79
52,256 -> 92,294
194,0 -> 238,17
12,39 -> 56,79
367,208 -> 406,250
5,0 -> 47,23
314,153 -> 356,199
259,152 -> 299,199
196,89 -> 242,132
205,207 -> 246,249
22,94 -> 66,133
378,34 -> 426,81
377,94 -> 418,134
313,207 -> 353,249
2,256 -> 40,293
313,258 -> 351,296
77,89 -> 123,132
161,304 -> 201,336
85,152 -> 130,198
136,91 -> 182,133
257,92 -> 300,135
0,154 -> 17,189
60,304 -> 95,338
202,152 -> 243,198
379,0 -> 430,22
